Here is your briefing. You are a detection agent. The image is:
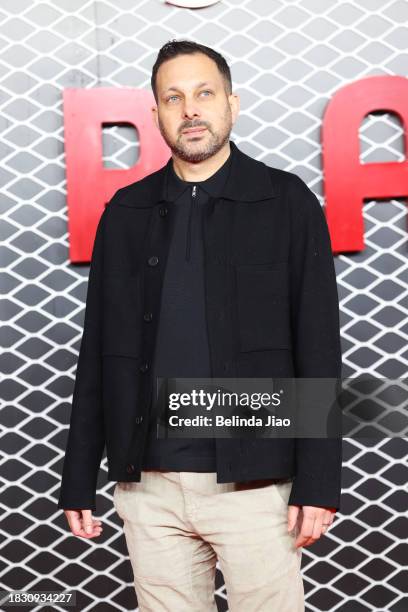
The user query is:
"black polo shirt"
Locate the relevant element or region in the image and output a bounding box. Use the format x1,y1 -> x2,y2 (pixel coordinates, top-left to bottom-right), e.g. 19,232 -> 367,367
141,147 -> 233,471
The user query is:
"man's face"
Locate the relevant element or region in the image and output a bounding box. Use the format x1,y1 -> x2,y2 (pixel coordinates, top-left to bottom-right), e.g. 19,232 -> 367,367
152,52 -> 239,163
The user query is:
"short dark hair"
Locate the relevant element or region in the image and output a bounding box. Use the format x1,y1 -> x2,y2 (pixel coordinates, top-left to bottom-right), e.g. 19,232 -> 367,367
151,39 -> 232,102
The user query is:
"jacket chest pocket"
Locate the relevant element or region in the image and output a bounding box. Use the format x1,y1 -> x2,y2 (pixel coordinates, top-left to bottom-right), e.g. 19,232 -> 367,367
235,262 -> 292,352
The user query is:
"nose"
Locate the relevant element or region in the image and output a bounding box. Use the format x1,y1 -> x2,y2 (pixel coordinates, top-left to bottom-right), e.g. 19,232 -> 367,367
182,98 -> 201,121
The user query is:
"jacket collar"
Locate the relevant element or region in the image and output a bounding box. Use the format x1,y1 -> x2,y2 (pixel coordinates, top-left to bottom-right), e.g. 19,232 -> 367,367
115,139 -> 278,208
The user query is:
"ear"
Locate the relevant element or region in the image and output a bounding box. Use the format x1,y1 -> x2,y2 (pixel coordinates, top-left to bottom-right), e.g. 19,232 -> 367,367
151,105 -> 159,130
229,93 -> 240,125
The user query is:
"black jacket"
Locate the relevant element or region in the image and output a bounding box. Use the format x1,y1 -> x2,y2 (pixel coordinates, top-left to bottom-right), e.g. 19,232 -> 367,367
57,139 -> 343,512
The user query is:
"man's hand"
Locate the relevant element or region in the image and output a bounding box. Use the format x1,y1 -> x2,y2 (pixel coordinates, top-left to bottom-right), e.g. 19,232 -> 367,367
64,509 -> 103,538
287,505 -> 336,548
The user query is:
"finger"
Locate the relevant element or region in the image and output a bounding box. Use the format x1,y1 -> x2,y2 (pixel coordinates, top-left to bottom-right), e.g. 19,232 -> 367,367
322,512 -> 333,535
298,507 -> 336,547
76,524 -> 103,539
322,509 -> 334,530
299,524 -> 319,547
295,509 -> 326,548
307,510 -> 331,546
312,515 -> 325,540
81,509 -> 94,535
65,511 -> 103,538
66,511 -> 83,534
287,505 -> 300,531
294,510 -> 315,548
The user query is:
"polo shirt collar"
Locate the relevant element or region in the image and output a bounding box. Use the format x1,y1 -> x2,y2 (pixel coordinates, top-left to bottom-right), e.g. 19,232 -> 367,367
165,145 -> 233,202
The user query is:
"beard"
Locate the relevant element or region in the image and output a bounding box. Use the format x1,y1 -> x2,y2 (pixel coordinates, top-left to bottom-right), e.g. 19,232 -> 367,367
157,105 -> 232,163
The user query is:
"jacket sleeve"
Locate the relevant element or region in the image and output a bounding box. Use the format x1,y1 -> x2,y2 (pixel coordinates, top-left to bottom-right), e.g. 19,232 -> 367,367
57,207 -> 107,512
286,174 -> 343,511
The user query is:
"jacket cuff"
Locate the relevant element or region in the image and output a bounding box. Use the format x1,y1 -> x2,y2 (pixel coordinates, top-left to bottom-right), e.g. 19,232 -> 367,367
57,490 -> 97,512
288,476 -> 341,511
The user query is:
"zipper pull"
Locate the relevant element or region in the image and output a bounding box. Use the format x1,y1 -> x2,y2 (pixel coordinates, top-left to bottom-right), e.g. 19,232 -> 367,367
192,185 -> 197,198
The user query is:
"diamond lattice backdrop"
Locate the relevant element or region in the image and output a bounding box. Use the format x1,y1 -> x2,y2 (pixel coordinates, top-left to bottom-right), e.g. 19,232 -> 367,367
0,1 -> 407,611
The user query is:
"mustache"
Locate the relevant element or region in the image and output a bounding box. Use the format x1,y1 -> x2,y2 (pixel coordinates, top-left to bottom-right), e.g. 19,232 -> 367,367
180,122 -> 209,132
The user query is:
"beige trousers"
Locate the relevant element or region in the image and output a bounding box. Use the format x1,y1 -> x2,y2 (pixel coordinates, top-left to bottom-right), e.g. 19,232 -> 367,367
113,470 -> 304,612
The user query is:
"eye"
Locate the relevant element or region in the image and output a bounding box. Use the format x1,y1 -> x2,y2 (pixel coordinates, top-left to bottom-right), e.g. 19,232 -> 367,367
167,95 -> 180,102
200,90 -> 212,97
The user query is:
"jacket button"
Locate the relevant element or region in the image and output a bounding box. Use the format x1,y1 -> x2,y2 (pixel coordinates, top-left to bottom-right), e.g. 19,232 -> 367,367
126,464 -> 135,474
139,361 -> 149,372
143,312 -> 153,322
159,206 -> 168,217
135,415 -> 144,424
147,255 -> 159,266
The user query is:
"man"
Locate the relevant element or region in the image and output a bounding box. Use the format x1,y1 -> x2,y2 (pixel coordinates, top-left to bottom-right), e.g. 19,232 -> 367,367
58,39 -> 342,611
